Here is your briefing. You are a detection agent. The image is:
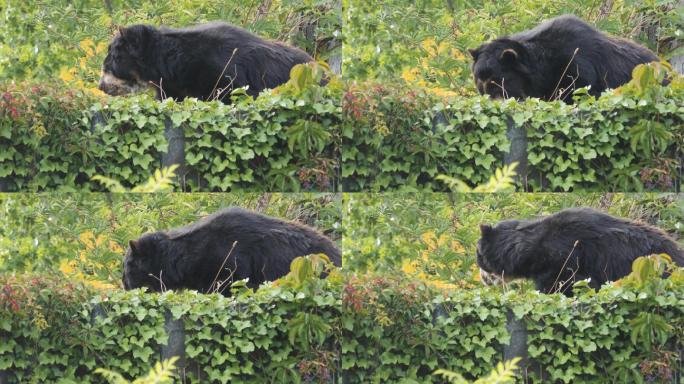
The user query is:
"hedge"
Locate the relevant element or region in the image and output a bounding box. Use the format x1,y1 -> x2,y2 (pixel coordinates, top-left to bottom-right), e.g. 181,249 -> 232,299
341,266 -> 684,383
2,66 -> 681,193
0,75 -> 341,192
0,273 -> 341,383
342,67 -> 684,192
3,260 -> 683,383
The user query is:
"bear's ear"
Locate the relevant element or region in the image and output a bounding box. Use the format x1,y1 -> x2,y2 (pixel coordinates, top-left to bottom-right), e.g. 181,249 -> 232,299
128,239 -> 140,255
479,224 -> 493,236
468,47 -> 480,61
499,48 -> 518,65
119,25 -> 154,54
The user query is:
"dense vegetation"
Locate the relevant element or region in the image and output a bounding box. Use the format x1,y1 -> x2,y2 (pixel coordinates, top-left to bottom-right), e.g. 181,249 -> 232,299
3,256 -> 683,383
0,193 -> 341,288
1,257 -> 342,383
342,70 -> 684,192
344,0 -> 682,88
343,261 -> 684,383
343,193 -> 684,287
0,68 -> 341,192
342,0 -> 683,192
1,0 -> 341,84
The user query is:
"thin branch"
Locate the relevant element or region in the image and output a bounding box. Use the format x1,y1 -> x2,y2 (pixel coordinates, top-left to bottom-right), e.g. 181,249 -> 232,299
550,240 -> 580,294
148,270 -> 167,293
551,47 -> 580,100
209,48 -> 239,101
149,77 -> 167,100
208,241 -> 238,294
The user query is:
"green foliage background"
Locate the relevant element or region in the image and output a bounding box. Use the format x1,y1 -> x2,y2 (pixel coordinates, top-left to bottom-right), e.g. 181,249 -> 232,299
0,193 -> 341,286
343,193 -> 684,284
343,0 -> 683,88
0,0 -> 341,83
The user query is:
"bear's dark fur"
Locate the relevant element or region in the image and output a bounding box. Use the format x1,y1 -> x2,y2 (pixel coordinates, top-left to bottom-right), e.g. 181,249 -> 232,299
122,207 -> 341,295
99,22 -> 314,101
476,208 -> 684,296
469,15 -> 660,103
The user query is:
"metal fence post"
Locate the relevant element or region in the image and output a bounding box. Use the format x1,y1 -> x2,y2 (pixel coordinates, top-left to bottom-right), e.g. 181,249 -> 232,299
503,310 -> 528,374
504,117 -> 528,189
161,311 -> 186,376
89,111 -> 105,133
162,118 -> 186,188
327,0 -> 343,76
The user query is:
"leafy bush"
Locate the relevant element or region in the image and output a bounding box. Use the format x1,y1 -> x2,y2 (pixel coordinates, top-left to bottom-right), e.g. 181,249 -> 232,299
2,260 -> 683,383
96,357 -> 180,384
435,358 -> 520,384
93,165 -> 180,192
341,266 -> 684,383
0,256 -> 342,383
0,70 -> 341,191
342,68 -> 684,191
182,64 -> 342,192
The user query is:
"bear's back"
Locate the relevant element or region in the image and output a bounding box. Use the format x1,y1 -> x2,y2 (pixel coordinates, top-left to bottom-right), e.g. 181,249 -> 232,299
511,15 -> 601,45
544,208 -> 683,264
165,207 -> 340,264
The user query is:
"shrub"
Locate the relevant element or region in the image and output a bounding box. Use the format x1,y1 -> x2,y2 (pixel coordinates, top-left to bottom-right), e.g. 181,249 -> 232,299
0,71 -> 341,192
342,67 -> 684,192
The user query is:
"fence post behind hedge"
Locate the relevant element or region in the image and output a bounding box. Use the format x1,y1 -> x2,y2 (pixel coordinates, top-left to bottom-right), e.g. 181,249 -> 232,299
162,311 -> 186,374
162,118 -> 186,187
326,0 -> 343,75
503,310 -> 528,367
504,117 -> 528,188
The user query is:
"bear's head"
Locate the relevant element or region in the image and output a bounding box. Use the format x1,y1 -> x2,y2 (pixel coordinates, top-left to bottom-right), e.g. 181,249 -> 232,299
122,232 -> 177,292
469,39 -> 533,100
99,25 -> 159,96
476,219 -> 539,283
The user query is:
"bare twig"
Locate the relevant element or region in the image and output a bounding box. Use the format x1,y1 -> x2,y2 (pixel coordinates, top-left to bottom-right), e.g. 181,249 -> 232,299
550,240 -> 580,294
551,48 -> 580,100
216,255 -> 239,295
209,49 -> 239,101
149,77 -> 167,100
148,270 -> 167,293
490,78 -> 509,99
557,254 -> 581,295
556,65 -> 581,101
500,270 -> 508,293
208,241 -> 238,294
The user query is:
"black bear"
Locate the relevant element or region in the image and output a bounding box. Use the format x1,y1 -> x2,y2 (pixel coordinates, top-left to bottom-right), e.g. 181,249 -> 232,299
476,208 -> 684,296
99,22 -> 314,101
468,15 -> 660,103
122,207 -> 341,295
